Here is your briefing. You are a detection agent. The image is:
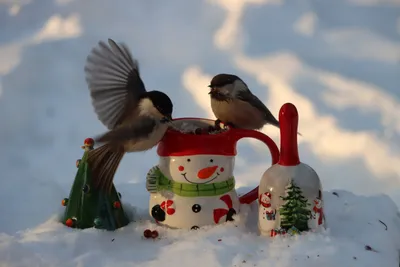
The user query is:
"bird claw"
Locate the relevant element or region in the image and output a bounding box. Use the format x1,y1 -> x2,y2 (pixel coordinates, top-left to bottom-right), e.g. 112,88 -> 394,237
214,119 -> 222,130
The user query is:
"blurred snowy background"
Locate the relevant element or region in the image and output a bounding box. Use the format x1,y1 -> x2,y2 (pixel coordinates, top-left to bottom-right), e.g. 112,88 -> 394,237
0,0 -> 399,236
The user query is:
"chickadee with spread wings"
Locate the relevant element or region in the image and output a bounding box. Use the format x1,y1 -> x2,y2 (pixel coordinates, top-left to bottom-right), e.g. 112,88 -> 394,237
84,38 -> 173,192
208,73 -> 279,130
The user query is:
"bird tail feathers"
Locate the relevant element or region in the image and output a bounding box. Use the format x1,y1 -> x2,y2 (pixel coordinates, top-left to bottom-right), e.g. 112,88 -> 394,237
87,144 -> 125,193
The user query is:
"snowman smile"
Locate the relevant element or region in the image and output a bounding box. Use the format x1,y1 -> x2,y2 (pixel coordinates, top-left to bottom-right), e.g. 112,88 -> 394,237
181,172 -> 220,184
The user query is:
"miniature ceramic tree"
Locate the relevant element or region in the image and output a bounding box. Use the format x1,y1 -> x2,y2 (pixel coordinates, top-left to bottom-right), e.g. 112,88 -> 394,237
61,138 -> 130,230
279,180 -> 311,232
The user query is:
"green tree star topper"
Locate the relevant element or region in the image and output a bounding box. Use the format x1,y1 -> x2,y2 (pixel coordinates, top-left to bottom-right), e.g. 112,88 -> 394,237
279,180 -> 312,232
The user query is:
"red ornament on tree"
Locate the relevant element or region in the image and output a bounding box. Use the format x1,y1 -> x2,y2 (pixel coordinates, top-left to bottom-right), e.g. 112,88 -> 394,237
81,138 -> 95,149
84,138 -> 94,145
61,198 -> 68,206
65,218 -> 74,227
113,201 -> 121,209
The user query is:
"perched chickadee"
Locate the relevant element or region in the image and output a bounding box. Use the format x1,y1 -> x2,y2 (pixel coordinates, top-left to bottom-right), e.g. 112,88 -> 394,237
208,73 -> 279,130
84,38 -> 173,192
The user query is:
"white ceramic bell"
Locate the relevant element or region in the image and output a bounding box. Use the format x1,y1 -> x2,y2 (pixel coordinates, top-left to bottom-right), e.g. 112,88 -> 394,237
258,103 -> 325,237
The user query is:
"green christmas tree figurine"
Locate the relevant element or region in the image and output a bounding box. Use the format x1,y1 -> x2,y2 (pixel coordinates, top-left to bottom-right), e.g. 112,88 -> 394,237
61,138 -> 130,230
279,180 -> 312,232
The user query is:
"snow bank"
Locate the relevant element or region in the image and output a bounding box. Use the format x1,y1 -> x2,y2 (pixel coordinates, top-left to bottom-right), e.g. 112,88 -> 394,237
0,187 -> 399,267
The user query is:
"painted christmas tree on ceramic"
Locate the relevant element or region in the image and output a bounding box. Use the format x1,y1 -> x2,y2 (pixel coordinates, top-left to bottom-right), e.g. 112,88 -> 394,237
61,138 -> 130,230
279,180 -> 312,232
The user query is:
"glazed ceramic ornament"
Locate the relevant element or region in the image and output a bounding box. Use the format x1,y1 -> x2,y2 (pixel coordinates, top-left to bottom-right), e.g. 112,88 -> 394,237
258,103 -> 325,237
146,118 -> 279,230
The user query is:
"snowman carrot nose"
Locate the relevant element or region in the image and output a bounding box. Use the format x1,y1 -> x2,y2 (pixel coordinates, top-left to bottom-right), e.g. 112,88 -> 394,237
197,166 -> 218,179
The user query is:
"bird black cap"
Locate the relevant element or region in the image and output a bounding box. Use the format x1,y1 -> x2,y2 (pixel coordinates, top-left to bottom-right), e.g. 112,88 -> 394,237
209,74 -> 241,88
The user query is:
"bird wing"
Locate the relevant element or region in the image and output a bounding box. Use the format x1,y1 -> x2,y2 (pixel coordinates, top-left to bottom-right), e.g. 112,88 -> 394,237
236,90 -> 280,127
85,38 -> 147,130
95,116 -> 157,144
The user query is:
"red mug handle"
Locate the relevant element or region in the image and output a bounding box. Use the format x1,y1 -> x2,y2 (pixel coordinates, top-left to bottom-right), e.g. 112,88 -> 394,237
231,128 -> 280,204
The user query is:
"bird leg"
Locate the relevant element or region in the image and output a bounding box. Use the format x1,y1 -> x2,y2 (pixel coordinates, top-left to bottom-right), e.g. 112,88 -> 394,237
214,119 -> 222,130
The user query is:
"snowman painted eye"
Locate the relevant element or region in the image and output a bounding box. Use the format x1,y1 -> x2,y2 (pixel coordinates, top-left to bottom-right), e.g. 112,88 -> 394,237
178,166 -> 184,171
220,167 -> 224,172
210,159 -> 213,163
187,159 -> 191,162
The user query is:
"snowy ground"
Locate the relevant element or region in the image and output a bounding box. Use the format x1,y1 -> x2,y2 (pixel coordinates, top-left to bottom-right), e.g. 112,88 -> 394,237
1,185 -> 399,267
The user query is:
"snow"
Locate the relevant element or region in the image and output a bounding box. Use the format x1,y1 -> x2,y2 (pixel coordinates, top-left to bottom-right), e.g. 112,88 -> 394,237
0,187 -> 399,267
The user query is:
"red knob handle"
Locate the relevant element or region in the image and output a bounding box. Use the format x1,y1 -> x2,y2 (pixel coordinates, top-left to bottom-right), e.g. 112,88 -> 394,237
278,103 -> 300,166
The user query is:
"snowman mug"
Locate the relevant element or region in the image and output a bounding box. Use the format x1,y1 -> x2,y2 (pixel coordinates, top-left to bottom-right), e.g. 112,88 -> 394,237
145,118 -> 280,230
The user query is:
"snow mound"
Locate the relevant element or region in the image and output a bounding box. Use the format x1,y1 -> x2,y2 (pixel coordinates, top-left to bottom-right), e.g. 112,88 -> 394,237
0,189 -> 399,267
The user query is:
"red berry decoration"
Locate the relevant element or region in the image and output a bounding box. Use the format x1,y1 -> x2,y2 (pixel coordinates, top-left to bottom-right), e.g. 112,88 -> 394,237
113,201 -> 121,209
65,218 -> 74,227
143,229 -> 152,238
151,230 -> 159,239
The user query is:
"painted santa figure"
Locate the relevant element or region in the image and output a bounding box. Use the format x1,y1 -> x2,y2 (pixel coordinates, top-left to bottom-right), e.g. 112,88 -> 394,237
145,135 -> 241,230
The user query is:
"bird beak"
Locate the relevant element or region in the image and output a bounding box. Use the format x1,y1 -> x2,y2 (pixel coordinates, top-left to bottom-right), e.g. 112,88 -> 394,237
208,86 -> 215,94
161,114 -> 172,123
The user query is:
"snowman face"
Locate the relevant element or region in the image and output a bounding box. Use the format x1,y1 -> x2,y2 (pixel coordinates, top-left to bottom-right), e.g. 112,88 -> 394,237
260,194 -> 270,204
314,198 -> 322,208
259,192 -> 272,208
159,155 -> 235,184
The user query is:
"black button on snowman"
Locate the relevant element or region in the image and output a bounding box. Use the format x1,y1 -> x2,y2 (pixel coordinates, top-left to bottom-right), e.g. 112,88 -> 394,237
151,205 -> 166,222
192,204 -> 201,213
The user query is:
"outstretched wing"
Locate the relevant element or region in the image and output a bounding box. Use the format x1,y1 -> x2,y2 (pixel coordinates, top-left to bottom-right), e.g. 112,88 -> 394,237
236,90 -> 280,128
85,38 -> 147,129
95,116 -> 157,145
